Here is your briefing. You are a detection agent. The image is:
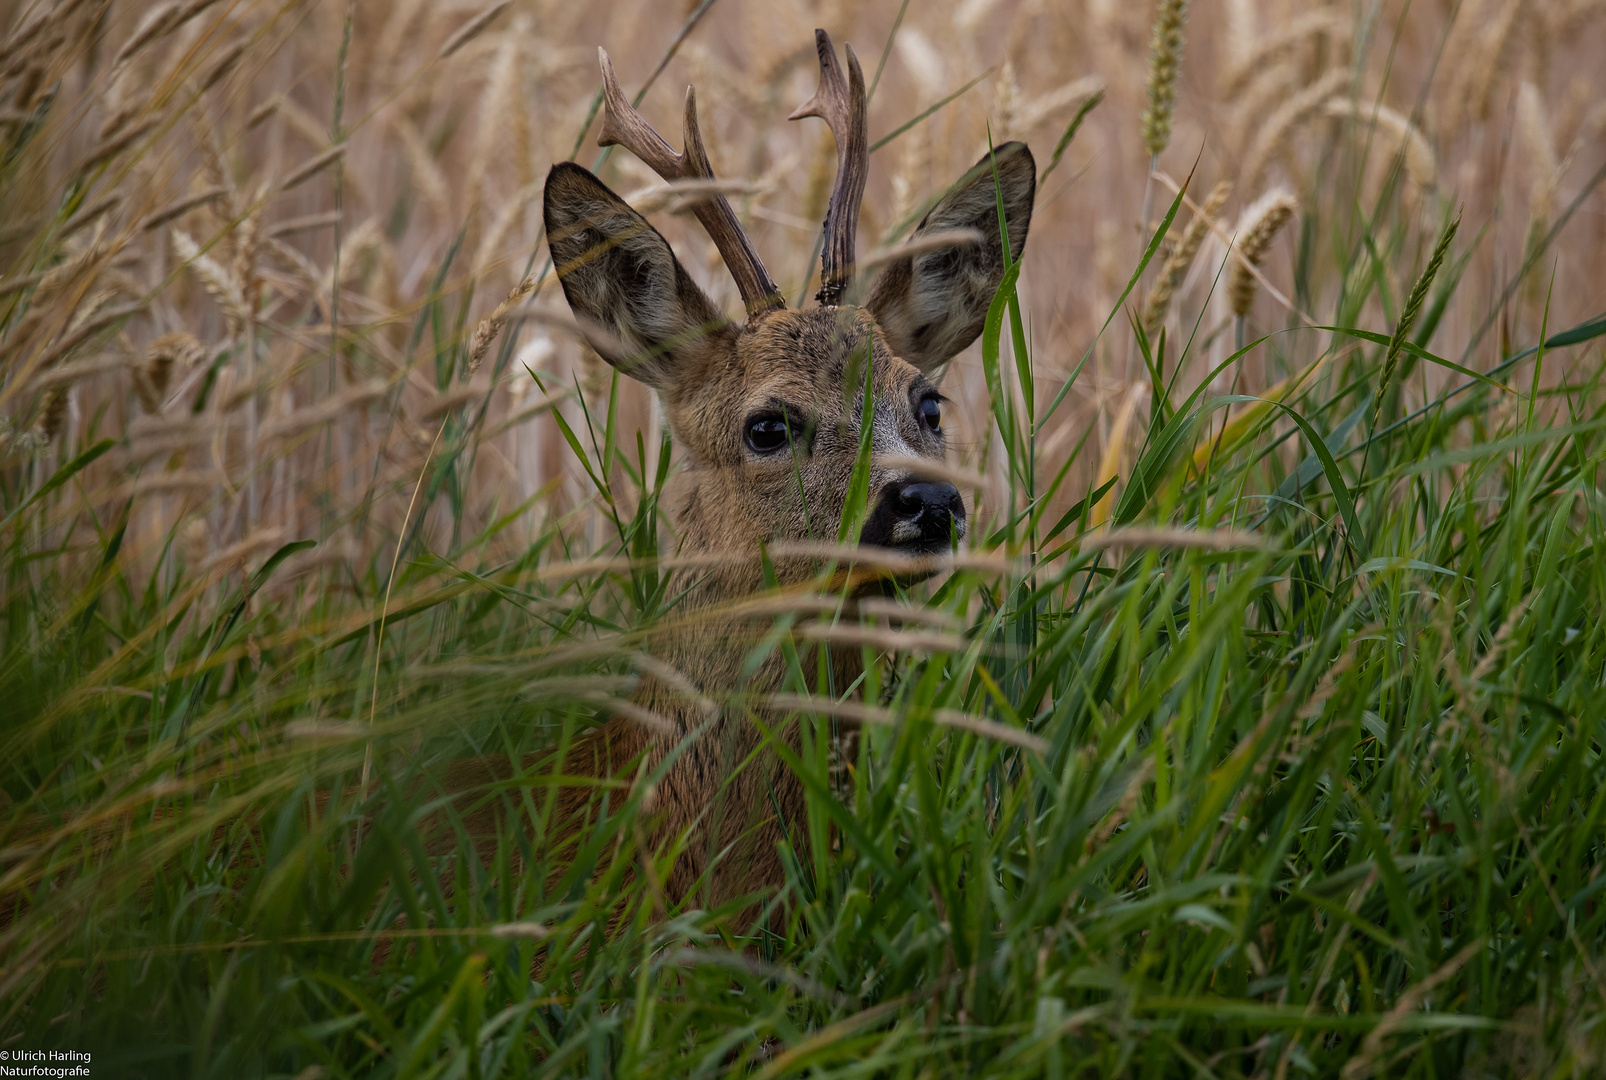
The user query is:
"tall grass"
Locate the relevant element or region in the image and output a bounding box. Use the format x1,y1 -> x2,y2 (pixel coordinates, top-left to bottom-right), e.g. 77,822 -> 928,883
3,0 -> 1606,1076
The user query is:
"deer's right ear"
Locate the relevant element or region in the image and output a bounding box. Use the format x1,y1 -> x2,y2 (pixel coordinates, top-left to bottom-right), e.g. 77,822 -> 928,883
543,162 -> 734,389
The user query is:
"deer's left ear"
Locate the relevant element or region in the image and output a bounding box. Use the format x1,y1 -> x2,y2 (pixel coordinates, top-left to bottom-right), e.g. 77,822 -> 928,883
864,141 -> 1035,376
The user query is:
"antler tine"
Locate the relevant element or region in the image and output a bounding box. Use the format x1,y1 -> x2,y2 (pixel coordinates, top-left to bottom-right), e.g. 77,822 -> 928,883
596,48 -> 784,321
789,30 -> 868,306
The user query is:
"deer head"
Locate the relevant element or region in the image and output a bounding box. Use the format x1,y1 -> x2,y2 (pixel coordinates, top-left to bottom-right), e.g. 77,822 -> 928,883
543,31 -> 1036,600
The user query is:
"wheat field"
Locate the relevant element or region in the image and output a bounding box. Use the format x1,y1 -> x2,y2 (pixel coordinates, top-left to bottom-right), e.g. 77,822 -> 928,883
4,0 -> 1606,1074
3,0 -> 1600,572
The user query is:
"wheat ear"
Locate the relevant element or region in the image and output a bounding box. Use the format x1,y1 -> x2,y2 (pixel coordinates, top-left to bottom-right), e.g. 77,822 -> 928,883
1373,210 -> 1460,430
1229,189 -> 1299,319
469,275 -> 540,374
1142,180 -> 1232,335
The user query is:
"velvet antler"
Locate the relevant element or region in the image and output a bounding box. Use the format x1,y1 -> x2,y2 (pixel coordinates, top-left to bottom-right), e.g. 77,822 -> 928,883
597,48 -> 785,321
789,30 -> 868,306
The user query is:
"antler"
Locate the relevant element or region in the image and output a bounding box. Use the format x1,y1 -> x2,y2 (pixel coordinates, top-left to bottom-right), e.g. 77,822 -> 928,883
789,30 -> 868,306
596,48 -> 784,321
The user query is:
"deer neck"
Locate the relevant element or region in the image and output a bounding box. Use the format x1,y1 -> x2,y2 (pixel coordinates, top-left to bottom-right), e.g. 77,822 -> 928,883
627,473 -> 863,742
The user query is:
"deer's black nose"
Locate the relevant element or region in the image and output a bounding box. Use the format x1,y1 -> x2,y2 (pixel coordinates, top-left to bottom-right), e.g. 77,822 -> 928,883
859,480 -> 967,553
892,482 -> 964,528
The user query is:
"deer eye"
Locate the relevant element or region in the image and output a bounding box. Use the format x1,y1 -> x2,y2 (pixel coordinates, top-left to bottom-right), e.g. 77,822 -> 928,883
744,411 -> 799,454
917,395 -> 943,434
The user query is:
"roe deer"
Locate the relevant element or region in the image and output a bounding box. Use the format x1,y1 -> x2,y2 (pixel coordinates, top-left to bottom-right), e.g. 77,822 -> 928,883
441,30 -> 1035,914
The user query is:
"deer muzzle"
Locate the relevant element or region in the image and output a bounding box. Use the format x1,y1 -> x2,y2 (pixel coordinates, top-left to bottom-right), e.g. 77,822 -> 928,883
860,479 -> 967,555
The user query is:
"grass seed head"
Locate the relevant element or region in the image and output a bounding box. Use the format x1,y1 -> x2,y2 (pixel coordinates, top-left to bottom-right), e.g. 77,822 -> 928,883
1141,0 -> 1189,159
393,116 -> 451,222
131,366 -> 161,413
277,146 -> 346,195
1512,81 -> 1558,303
78,117 -> 158,174
60,193 -> 122,239
196,37 -> 248,95
140,185 -> 228,232
1375,208 -> 1461,423
231,211 -> 261,308
992,60 -> 1022,143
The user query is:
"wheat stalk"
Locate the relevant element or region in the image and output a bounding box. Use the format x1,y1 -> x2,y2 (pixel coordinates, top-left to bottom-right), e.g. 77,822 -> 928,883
29,301 -> 147,378
131,468 -> 222,497
268,211 -> 342,240
78,117 -> 159,173
135,332 -> 207,413
111,0 -> 221,69
623,179 -> 771,218
1015,75 -> 1105,132
195,38 -> 247,95
992,60 -> 1022,143
28,351 -> 130,392
126,414 -> 209,461
466,29 -> 520,212
26,239 -> 112,299
1464,0 -> 1527,125
470,182 -> 539,281
439,1 -> 513,61
61,193 -> 122,239
1515,81 -> 1558,281
199,528 -> 289,575
262,382 -> 390,442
